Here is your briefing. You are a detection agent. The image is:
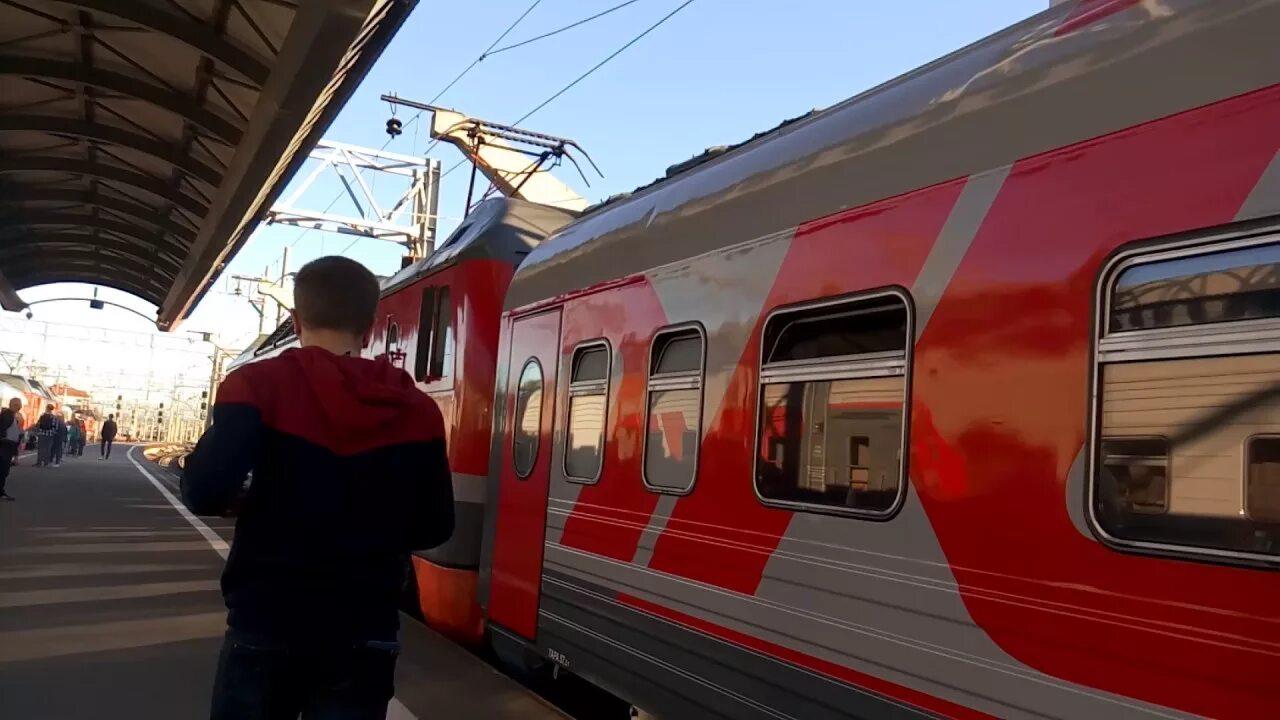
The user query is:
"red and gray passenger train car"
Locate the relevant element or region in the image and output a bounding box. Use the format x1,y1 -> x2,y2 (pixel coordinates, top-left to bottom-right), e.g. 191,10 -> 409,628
226,1 -> 1280,715
475,2 -> 1280,718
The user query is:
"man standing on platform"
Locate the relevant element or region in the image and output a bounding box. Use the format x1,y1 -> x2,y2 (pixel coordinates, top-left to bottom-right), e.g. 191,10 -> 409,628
35,404 -> 55,467
0,397 -> 21,500
51,413 -> 67,467
99,414 -> 117,460
181,256 -> 455,720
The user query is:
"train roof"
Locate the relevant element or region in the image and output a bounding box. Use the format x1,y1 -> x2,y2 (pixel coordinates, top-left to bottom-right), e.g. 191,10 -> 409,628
0,374 -> 52,399
506,0 -> 1280,311
380,196 -> 579,296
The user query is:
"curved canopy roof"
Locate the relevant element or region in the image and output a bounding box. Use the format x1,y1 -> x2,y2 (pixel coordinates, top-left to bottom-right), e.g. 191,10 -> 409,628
0,0 -> 417,329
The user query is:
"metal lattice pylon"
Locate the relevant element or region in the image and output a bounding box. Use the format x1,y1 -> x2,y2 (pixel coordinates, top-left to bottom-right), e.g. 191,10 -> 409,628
264,140 -> 441,260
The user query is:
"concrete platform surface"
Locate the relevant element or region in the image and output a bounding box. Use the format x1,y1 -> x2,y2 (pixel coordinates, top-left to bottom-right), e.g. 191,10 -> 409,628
0,445 -> 563,720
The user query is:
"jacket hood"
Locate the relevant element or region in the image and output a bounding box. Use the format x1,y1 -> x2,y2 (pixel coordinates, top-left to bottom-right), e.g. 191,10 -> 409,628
279,347 -> 425,436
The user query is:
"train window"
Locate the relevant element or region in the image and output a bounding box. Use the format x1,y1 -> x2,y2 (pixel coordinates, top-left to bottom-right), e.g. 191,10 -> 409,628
848,436 -> 872,490
755,292 -> 910,517
429,287 -> 455,382
1247,437 -> 1280,522
1098,438 -> 1169,514
413,286 -> 454,383
513,359 -> 543,478
385,321 -> 399,356
643,326 -> 705,493
415,287 -> 437,380
1094,236 -> 1280,562
1109,242 -> 1280,333
565,342 -> 610,482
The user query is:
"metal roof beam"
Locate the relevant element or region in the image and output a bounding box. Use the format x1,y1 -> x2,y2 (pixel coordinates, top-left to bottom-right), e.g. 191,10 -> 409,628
0,156 -> 208,217
0,115 -> 223,185
2,250 -> 172,291
0,55 -> 244,144
0,210 -> 188,257
0,232 -> 184,277
8,270 -> 161,307
160,0 -> 410,329
50,0 -> 270,85
0,187 -> 196,241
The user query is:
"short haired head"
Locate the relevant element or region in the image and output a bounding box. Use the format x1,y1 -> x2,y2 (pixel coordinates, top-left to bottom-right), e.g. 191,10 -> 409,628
108,414 -> 114,420
291,256 -> 380,342
7,397 -> 19,412
46,403 -> 53,412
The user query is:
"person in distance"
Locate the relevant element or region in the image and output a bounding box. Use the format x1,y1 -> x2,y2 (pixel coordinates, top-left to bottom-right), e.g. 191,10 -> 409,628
99,414 -> 117,460
0,397 -> 21,500
182,256 -> 455,720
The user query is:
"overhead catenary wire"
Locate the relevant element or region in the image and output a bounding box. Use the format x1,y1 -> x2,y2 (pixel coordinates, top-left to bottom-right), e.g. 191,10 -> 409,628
407,0 -> 644,144
485,0 -> 644,58
511,0 -> 697,127
423,0 -> 544,108
298,1 -> 546,256
437,0 -> 698,185
346,0 -> 698,255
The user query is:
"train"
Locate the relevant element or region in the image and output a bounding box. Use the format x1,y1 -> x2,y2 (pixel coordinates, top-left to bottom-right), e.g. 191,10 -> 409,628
0,373 -> 59,440
226,1 -> 1280,717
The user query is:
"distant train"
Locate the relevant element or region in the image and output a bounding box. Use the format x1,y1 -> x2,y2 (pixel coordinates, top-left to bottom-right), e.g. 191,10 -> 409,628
0,374 -> 58,440
228,1 -> 1280,716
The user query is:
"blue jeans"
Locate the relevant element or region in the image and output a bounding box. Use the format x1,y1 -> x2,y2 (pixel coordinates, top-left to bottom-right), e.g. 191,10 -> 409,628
210,630 -> 399,720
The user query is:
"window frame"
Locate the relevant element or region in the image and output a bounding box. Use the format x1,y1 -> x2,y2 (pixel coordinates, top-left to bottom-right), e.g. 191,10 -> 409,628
1088,227 -> 1280,567
414,286 -> 438,381
385,320 -> 400,356
512,357 -> 544,480
411,284 -> 456,386
1244,434 -> 1280,523
429,286 -> 454,382
847,435 -> 873,490
1097,234 -> 1280,364
641,323 -> 707,496
563,339 -> 612,485
1097,435 -> 1171,515
751,288 -> 914,520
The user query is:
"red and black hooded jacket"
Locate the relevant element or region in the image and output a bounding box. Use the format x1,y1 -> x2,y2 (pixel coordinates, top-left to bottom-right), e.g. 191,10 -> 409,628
181,347 -> 454,643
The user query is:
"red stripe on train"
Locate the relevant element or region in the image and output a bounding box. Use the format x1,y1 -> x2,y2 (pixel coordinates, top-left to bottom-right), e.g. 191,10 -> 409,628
644,179 -> 968,593
910,83 -> 1280,718
558,280 -> 670,561
1055,0 -> 1141,37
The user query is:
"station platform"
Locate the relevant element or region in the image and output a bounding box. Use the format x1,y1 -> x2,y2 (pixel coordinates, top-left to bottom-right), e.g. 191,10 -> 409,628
0,445 -> 564,720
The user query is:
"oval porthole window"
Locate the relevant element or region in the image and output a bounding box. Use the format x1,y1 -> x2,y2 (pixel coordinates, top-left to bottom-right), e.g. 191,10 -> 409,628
385,321 -> 400,355
512,358 -> 543,478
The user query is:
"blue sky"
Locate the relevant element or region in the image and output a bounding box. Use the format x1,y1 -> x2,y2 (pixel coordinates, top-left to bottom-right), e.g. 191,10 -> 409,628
5,0 -> 1045,386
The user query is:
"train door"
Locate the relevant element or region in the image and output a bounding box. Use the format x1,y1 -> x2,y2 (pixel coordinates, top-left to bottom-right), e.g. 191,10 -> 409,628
486,308 -> 561,640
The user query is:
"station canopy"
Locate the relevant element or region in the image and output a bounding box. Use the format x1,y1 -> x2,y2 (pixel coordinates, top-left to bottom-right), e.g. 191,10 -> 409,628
0,0 -> 417,329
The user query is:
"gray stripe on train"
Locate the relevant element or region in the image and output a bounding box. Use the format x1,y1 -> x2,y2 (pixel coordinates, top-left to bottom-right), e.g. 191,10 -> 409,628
1236,148 -> 1280,221
911,164 -> 1012,340
630,493 -> 680,567
543,544 -> 1193,720
647,227 -> 795,443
